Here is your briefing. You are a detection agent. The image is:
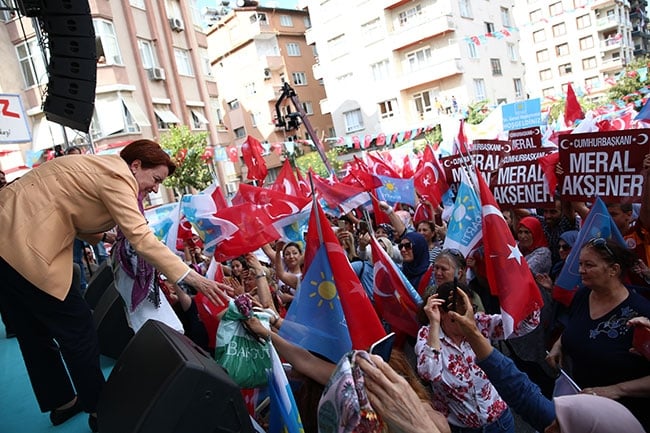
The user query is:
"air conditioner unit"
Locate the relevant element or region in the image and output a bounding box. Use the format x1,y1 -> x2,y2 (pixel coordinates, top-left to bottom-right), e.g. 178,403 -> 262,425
263,68 -> 271,79
148,67 -> 166,81
169,17 -> 184,32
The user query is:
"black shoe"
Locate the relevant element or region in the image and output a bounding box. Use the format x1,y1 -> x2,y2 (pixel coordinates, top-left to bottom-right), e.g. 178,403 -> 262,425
50,398 -> 82,426
88,414 -> 98,432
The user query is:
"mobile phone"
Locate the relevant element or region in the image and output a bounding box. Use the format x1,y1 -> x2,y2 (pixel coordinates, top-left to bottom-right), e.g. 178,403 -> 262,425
369,332 -> 396,362
632,325 -> 650,360
338,220 -> 346,229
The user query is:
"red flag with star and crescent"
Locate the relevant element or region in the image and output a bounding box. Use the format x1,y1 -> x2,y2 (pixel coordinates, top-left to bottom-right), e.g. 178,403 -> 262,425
476,168 -> 543,338
414,144 -> 447,207
241,135 -> 268,183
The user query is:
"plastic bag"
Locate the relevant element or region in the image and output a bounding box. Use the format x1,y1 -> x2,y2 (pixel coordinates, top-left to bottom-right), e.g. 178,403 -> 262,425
214,300 -> 271,388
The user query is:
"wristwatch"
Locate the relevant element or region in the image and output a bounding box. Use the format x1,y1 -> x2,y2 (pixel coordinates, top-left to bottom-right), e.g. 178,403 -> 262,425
255,271 -> 267,279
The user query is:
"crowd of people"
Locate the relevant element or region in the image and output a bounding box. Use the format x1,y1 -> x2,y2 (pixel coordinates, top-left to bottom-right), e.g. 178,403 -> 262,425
0,139 -> 649,433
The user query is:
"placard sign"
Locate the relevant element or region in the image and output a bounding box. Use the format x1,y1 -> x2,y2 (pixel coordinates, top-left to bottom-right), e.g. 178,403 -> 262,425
491,148 -> 555,208
0,94 -> 31,143
558,129 -> 650,202
470,139 -> 509,185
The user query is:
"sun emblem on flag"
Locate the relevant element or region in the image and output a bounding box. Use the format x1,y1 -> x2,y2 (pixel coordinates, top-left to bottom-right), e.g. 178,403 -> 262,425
309,272 -> 338,309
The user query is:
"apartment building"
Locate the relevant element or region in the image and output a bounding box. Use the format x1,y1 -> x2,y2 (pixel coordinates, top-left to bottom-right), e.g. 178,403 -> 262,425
0,0 -> 233,193
300,0 -> 526,138
206,4 -> 334,184
513,0 -> 649,104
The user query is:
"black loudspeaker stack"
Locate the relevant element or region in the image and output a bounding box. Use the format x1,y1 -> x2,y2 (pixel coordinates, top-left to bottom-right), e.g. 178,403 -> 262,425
38,0 -> 97,132
91,282 -> 134,360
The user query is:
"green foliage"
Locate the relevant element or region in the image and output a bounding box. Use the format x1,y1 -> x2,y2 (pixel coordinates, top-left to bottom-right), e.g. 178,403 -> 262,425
607,56 -> 650,109
546,95 -> 600,124
158,125 -> 213,194
295,148 -> 342,177
416,124 -> 442,153
465,100 -> 490,124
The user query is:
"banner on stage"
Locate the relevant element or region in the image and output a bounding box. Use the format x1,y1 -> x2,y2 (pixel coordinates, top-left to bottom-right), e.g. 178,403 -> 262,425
558,129 -> 650,203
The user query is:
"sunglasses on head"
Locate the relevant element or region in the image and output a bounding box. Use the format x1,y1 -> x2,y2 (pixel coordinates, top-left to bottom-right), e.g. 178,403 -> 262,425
588,237 -> 615,258
398,241 -> 413,250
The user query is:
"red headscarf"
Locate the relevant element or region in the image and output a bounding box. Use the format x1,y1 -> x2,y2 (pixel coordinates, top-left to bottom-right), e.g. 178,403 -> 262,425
518,216 -> 548,253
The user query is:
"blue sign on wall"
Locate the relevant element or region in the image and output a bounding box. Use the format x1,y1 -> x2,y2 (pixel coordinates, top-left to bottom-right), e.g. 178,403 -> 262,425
501,98 -> 542,131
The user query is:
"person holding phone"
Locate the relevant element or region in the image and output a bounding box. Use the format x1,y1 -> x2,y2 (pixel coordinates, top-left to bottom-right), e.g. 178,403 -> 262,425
415,281 -> 541,433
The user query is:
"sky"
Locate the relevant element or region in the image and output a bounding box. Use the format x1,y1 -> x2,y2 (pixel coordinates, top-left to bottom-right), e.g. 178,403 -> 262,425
198,0 -> 300,12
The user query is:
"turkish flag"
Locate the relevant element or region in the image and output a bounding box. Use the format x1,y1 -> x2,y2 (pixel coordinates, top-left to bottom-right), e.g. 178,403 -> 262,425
340,156 -> 382,192
414,144 -> 447,207
370,236 -> 421,337
241,135 -> 268,182
452,119 -> 470,155
366,152 -> 401,178
176,216 -> 194,250
564,83 -> 585,127
309,170 -> 369,213
476,168 -> 543,338
226,145 -> 239,163
537,151 -> 559,196
401,154 -> 414,178
232,182 -> 310,222
271,159 -> 305,198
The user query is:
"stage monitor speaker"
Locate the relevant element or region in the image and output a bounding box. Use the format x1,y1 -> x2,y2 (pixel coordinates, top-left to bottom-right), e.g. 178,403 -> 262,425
84,261 -> 114,310
98,319 -> 255,433
39,0 -> 91,15
92,282 -> 134,360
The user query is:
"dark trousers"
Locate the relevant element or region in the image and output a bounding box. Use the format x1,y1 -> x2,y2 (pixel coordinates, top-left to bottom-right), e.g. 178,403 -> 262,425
0,257 -> 105,413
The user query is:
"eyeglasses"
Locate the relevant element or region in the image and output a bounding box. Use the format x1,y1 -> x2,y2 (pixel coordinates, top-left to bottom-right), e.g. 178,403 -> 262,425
441,248 -> 467,266
398,242 -> 413,251
558,244 -> 571,251
588,237 -> 615,258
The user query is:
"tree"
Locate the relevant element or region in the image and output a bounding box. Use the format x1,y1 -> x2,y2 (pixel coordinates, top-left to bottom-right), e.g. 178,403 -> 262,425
607,56 -> 650,109
465,100 -> 490,124
295,148 -> 342,178
158,125 -> 213,195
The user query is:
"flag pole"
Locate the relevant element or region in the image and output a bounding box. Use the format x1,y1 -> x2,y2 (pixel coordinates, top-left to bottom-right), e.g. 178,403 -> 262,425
308,172 -> 324,244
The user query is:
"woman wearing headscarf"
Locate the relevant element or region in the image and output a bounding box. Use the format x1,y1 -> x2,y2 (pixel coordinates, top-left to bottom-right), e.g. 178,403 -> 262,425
0,139 -> 230,431
517,216 -> 552,276
399,231 -> 432,293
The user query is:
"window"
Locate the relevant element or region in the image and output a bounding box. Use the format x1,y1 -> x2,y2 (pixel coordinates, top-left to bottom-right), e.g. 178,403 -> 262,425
500,7 -> 511,27
250,13 -> 267,23
228,99 -> 240,110
413,91 -> 432,116
378,99 -> 398,119
459,0 -> 472,18
473,79 -> 486,100
91,94 -> 150,138
138,39 -> 156,69
582,57 -> 597,70
536,49 -> 549,62
406,47 -> 432,71
190,108 -> 208,129
1,9 -> 17,21
279,14 -> 293,27
539,68 -> 553,80
558,63 -> 572,76
585,76 -> 599,88
576,14 -> 591,29
579,36 -> 594,49
304,16 -> 311,28
485,22 -> 495,33
398,4 -> 422,26
234,126 -> 246,138
555,43 -> 569,56
542,87 -> 555,98
302,101 -> 314,115
549,2 -> 563,16
343,108 -> 364,133
292,71 -> 307,85
507,43 -> 517,61
468,41 -> 478,59
552,22 -> 566,37
370,59 -> 390,80
337,72 -> 353,82
174,48 -> 193,76
211,98 -> 224,126
153,104 -> 180,129
533,29 -> 546,43
327,34 -> 347,58
16,38 -> 48,87
286,43 -> 301,56
573,0 -> 588,7
514,78 -> 523,98
490,58 -> 502,76
530,9 -> 542,22
199,47 -> 211,77
361,18 -> 382,44
94,19 -> 122,65
130,0 -> 145,8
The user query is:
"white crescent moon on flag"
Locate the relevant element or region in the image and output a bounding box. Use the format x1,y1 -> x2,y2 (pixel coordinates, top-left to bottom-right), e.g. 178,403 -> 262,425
637,133 -> 649,145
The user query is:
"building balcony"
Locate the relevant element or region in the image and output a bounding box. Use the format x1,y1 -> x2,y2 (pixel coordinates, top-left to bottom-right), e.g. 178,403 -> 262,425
596,15 -> 621,31
600,56 -> 624,72
305,27 -> 316,45
591,0 -> 616,9
382,0 -> 411,10
225,21 -> 276,49
262,55 -> 283,71
398,58 -> 463,90
601,38 -> 623,50
319,98 -> 331,115
390,14 -> 455,51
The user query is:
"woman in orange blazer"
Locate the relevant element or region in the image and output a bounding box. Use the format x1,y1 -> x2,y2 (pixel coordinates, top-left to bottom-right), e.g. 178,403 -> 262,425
0,139 -> 230,432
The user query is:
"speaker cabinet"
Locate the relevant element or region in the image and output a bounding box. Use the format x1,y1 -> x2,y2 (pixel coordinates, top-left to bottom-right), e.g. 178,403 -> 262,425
84,261 -> 113,310
40,0 -> 96,132
92,282 -> 134,360
98,320 -> 255,433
